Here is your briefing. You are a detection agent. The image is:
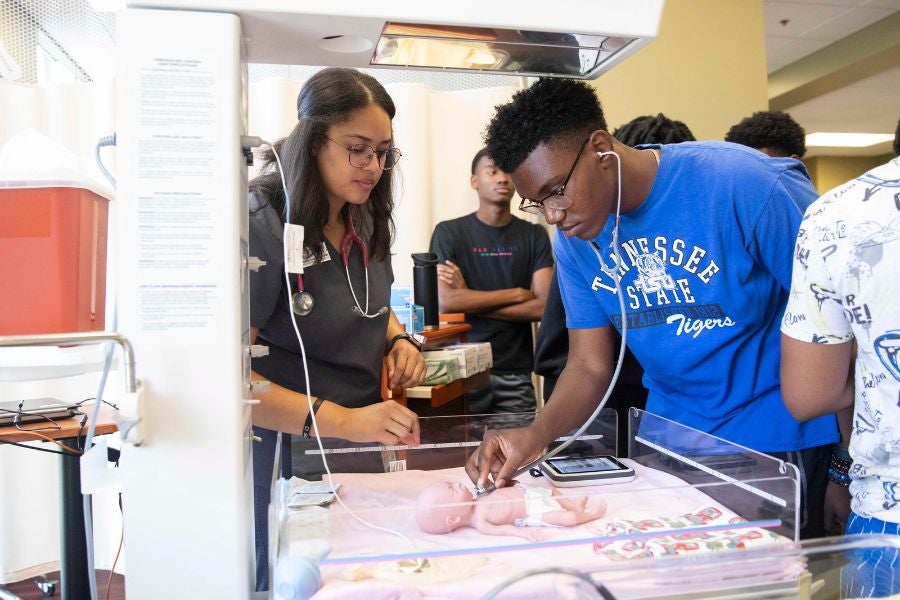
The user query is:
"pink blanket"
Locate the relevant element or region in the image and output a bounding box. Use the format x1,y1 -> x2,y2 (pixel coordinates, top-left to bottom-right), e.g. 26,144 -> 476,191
286,461 -> 799,599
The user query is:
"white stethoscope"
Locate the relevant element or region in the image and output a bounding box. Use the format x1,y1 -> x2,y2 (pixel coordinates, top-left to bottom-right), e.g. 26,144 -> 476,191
291,214 -> 388,319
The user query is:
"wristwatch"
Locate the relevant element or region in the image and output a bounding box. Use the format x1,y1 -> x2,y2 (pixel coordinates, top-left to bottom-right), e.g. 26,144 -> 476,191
385,331 -> 426,354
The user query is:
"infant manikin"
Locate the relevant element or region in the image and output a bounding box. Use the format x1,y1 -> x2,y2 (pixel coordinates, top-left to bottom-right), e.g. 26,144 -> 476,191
415,481 -> 607,541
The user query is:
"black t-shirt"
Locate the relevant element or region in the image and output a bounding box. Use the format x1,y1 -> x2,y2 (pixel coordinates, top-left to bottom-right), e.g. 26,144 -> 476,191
248,191 -> 392,409
429,213 -> 553,374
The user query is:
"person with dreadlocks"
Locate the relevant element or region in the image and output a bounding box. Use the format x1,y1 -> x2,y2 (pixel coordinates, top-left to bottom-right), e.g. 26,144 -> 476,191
613,113 -> 696,147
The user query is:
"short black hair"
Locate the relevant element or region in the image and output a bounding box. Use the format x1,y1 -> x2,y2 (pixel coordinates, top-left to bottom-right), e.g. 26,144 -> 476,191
471,147 -> 491,174
725,110 -> 807,158
612,113 -> 696,146
484,78 -> 607,174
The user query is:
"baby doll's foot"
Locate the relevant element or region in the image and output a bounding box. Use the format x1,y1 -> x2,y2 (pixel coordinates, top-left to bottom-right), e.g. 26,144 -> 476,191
584,499 -> 608,518
571,496 -> 589,510
519,528 -> 545,542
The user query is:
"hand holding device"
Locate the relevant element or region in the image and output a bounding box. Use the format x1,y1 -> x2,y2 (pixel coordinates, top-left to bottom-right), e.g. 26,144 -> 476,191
466,426 -> 546,490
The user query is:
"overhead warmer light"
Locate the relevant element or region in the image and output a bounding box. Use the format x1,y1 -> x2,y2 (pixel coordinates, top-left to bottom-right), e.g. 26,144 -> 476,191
128,0 -> 665,79
371,23 -> 638,78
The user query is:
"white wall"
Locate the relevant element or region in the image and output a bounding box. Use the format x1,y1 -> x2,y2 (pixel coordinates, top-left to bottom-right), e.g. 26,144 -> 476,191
0,69 -> 528,583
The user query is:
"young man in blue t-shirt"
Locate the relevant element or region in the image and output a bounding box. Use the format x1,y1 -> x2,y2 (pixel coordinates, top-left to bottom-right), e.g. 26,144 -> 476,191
465,78 -> 838,539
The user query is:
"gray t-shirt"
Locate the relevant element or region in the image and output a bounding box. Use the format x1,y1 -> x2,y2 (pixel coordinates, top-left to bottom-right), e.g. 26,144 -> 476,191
248,191 -> 393,410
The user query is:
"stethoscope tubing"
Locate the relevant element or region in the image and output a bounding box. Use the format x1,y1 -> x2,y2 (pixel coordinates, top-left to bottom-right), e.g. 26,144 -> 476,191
292,215 -> 385,318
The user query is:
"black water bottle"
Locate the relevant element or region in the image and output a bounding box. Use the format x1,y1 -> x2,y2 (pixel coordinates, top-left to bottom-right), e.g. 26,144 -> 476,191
412,252 -> 439,328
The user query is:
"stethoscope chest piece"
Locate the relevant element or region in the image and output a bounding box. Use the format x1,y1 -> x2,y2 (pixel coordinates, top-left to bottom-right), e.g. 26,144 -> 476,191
291,290 -> 314,316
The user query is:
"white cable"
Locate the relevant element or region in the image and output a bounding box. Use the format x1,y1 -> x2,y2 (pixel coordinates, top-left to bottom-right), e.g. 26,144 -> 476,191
480,567 -> 615,600
262,139 -> 417,550
94,135 -> 117,188
511,150 -> 630,481
76,134 -> 121,600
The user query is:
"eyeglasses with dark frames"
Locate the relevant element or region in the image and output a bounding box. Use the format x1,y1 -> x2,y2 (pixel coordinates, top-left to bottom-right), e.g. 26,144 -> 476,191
519,138 -> 590,216
325,136 -> 402,170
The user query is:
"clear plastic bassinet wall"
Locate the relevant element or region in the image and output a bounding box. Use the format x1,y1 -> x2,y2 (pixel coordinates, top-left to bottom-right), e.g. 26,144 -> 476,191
266,409 -> 831,599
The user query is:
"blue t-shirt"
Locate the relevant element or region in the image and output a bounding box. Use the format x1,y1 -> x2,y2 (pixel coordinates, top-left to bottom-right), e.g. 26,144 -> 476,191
555,141 -> 837,452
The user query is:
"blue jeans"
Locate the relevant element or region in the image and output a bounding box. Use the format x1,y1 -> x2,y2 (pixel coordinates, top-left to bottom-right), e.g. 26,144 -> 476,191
842,512 -> 900,598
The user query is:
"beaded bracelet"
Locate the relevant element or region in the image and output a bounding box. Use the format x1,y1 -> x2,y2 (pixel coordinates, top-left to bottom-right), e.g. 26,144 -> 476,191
831,455 -> 852,470
832,445 -> 852,463
828,467 -> 852,487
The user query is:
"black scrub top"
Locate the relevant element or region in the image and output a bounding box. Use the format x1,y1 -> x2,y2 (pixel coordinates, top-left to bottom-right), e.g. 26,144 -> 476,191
248,191 -> 392,410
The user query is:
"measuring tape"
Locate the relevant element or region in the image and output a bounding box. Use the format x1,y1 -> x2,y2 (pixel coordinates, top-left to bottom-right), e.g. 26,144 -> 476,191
304,434 -> 604,455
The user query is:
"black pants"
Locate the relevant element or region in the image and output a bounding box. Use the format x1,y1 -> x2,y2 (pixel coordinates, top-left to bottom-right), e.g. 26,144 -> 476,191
252,426 -> 291,592
768,445 -> 831,539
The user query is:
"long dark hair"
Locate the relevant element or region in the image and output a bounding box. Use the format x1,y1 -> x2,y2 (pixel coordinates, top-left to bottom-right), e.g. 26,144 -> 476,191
250,67 -> 396,262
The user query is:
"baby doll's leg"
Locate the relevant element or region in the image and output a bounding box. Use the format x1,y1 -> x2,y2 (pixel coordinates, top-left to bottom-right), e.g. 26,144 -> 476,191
551,490 -> 588,511
546,491 -> 608,526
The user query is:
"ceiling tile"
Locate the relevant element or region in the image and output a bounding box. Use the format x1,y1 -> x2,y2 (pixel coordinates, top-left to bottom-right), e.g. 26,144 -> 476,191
765,2 -> 857,37
798,5 -> 897,39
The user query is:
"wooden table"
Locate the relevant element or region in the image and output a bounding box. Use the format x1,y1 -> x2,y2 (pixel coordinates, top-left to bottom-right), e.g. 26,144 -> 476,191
0,403 -> 118,600
382,318 -> 491,415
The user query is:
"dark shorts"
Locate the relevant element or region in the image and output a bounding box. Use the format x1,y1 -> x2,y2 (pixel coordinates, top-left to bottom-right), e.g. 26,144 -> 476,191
467,373 -> 536,414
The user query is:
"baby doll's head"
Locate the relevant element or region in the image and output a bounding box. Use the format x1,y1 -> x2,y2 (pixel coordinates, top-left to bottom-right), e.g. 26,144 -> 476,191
415,481 -> 476,534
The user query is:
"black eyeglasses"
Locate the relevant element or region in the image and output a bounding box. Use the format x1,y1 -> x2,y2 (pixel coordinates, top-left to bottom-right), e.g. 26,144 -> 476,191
519,138 -> 589,215
325,136 -> 402,170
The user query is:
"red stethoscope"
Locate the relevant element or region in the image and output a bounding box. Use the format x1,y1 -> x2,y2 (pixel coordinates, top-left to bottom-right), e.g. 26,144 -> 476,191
291,216 -> 388,318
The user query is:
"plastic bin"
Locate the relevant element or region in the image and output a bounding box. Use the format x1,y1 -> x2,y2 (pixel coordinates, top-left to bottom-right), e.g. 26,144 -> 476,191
0,184 -> 109,335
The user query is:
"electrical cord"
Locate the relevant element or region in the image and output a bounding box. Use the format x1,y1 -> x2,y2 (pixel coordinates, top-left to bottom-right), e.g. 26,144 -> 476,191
105,493 -> 124,600
5,430 -> 83,455
480,567 -> 617,600
75,397 -> 119,410
0,439 -> 81,457
94,134 -> 116,188
80,131 -> 119,600
75,412 -> 88,451
508,150 -> 630,482
1,406 -> 62,432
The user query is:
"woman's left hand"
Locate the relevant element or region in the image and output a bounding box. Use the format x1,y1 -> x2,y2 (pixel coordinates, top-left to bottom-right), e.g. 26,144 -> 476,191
385,339 -> 426,393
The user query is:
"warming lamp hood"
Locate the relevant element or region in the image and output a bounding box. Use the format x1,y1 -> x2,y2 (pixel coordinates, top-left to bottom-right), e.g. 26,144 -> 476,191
127,0 -> 664,79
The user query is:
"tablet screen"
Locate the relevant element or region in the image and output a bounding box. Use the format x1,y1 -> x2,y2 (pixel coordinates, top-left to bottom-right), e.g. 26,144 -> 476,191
548,456 -> 620,474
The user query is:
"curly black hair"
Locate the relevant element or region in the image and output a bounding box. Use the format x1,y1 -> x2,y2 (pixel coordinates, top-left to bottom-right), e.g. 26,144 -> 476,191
612,113 -> 696,146
724,110 -> 806,158
484,78 -> 607,174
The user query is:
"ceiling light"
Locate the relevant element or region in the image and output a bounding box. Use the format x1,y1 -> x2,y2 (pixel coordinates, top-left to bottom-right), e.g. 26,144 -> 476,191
806,132 -> 894,148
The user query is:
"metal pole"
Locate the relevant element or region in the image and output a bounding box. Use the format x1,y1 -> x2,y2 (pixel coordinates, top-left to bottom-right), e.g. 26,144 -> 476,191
0,332 -> 136,393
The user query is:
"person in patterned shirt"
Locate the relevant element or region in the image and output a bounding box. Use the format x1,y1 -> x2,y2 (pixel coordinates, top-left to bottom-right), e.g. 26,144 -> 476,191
781,123 -> 900,597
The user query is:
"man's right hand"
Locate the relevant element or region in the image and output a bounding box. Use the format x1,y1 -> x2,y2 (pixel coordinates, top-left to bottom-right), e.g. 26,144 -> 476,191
465,426 -> 546,489
437,260 -> 468,289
